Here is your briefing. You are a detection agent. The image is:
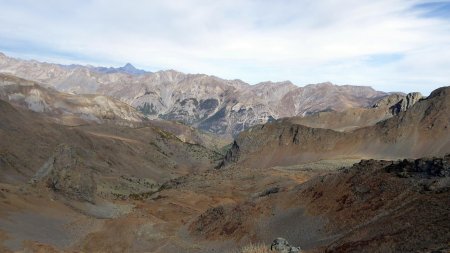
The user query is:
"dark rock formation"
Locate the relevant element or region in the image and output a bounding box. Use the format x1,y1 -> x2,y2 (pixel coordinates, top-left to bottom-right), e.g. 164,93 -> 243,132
258,186 -> 280,197
390,92 -> 423,114
31,144 -> 97,203
270,238 -> 302,253
384,155 -> 450,178
216,140 -> 240,168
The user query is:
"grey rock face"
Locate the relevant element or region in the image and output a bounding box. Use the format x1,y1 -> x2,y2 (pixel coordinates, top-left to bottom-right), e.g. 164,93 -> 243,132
31,145 -> 97,203
372,93 -> 405,108
403,92 -> 423,110
373,92 -> 422,115
390,92 -> 423,114
270,238 -> 302,253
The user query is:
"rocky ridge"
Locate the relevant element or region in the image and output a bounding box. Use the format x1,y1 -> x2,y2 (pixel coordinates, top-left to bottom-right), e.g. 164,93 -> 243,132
281,91 -> 420,132
220,86 -> 450,168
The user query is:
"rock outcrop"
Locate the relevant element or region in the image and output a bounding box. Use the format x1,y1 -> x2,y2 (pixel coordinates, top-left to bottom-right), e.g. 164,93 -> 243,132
371,93 -> 406,108
271,238 -> 302,253
389,92 -> 423,114
31,145 -> 97,203
384,155 -> 450,178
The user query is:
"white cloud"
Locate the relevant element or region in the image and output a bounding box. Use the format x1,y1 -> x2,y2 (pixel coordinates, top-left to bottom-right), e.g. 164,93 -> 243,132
0,0 -> 449,94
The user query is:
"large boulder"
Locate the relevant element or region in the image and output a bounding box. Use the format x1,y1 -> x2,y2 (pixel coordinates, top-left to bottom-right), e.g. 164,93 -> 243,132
270,238 -> 302,253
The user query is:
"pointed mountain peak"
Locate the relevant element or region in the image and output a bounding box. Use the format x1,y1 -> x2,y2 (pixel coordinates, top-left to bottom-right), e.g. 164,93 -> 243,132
119,63 -> 148,75
91,62 -> 149,75
123,63 -> 135,69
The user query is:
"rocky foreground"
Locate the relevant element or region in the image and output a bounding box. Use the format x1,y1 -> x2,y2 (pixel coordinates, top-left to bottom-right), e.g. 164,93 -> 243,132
1,140 -> 448,252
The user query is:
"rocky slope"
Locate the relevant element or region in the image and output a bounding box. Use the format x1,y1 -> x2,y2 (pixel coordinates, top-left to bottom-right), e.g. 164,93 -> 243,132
0,73 -> 144,125
0,98 -> 220,187
221,86 -> 449,168
0,73 -> 231,152
192,155 -> 450,252
0,53 -> 389,136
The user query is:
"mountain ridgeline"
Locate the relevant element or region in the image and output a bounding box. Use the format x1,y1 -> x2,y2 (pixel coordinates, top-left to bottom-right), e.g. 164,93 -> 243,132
1,52 -> 390,137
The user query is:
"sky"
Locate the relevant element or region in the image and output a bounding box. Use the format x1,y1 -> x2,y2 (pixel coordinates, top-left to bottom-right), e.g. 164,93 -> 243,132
0,0 -> 449,94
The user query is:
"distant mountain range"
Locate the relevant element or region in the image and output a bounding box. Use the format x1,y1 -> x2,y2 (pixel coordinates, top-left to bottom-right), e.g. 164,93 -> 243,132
90,63 -> 149,75
58,62 -> 149,75
1,52 -> 391,136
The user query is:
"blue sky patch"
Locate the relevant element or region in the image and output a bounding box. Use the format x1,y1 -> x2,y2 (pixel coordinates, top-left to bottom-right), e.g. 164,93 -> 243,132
413,1 -> 450,19
365,53 -> 404,66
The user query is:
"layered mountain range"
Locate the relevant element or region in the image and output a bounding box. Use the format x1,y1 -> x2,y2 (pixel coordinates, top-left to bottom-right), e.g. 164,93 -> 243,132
0,53 -> 391,136
0,52 -> 449,253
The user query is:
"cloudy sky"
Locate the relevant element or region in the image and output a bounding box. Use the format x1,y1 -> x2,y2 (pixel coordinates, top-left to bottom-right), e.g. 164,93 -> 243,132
0,0 -> 449,94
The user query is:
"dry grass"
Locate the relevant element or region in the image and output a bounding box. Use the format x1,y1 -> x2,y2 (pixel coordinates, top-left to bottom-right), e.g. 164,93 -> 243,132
229,243 -> 270,253
273,158 -> 361,171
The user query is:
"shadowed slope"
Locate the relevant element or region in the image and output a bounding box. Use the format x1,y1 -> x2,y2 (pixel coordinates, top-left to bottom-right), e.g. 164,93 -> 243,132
222,87 -> 449,168
0,98 -> 218,187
